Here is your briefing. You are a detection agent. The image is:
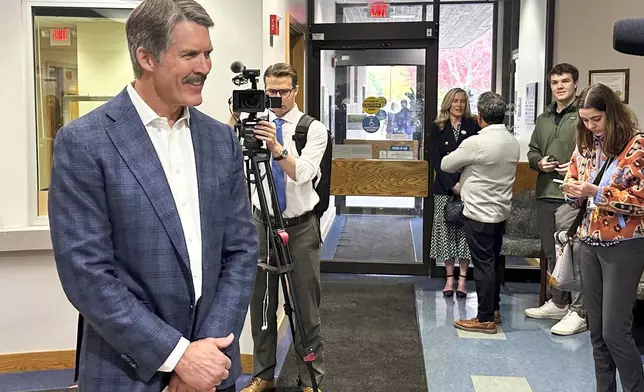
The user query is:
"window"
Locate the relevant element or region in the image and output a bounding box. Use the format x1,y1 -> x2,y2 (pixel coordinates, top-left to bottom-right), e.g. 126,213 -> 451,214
33,7 -> 133,216
432,3 -> 495,113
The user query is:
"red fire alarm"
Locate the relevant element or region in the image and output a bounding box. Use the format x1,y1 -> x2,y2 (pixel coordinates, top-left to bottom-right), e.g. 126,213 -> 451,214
270,14 -> 280,36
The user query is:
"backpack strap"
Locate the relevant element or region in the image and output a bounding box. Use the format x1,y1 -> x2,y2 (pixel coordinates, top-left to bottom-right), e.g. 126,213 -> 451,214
292,114 -> 316,155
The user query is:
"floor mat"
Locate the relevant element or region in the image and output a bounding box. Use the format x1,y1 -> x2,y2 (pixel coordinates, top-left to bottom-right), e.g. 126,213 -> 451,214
331,215 -> 416,263
274,280 -> 428,391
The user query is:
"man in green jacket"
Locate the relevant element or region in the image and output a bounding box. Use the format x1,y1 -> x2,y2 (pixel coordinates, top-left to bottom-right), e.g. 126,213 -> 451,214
524,63 -> 587,336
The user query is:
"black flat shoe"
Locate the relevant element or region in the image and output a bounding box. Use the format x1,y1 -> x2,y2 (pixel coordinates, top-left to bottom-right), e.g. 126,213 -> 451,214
456,273 -> 468,298
443,274 -> 454,298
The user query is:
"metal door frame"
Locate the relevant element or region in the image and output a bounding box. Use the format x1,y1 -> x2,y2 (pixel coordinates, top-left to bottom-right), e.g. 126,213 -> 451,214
307,20 -> 439,275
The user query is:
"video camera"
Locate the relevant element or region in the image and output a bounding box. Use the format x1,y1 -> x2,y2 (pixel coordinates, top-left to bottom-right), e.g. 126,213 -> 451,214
230,61 -> 282,151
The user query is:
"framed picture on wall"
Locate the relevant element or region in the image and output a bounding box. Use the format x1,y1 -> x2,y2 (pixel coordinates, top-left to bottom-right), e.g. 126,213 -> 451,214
589,69 -> 630,103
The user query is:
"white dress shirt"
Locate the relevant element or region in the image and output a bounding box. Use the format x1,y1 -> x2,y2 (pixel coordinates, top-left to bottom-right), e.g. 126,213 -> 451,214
250,104 -> 328,218
126,84 -> 201,373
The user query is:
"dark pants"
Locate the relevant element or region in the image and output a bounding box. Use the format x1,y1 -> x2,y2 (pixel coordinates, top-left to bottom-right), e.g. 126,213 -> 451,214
580,240 -> 644,392
250,215 -> 325,387
463,218 -> 505,322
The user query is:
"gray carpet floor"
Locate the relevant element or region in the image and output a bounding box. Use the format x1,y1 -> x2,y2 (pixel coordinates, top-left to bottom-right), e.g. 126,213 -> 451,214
274,280 -> 428,391
332,215 -> 415,263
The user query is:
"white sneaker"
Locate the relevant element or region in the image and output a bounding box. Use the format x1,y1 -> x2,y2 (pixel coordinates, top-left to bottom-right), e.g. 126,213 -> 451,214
524,300 -> 569,320
551,310 -> 588,336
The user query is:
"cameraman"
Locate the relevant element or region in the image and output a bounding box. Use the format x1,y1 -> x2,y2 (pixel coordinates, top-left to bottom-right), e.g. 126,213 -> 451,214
241,63 -> 328,392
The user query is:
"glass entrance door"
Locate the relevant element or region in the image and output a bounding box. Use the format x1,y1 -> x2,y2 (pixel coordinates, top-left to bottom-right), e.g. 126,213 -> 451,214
310,39 -> 438,275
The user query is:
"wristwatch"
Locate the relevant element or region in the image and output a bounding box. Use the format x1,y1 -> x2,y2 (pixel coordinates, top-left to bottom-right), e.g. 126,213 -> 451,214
275,149 -> 288,161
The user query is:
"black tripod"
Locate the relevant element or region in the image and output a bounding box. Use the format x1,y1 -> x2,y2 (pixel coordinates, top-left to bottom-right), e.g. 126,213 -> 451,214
240,131 -> 320,392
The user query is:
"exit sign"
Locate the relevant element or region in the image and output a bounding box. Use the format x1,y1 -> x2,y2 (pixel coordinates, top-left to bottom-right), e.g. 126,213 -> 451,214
369,3 -> 389,18
50,28 -> 71,46
52,28 -> 68,41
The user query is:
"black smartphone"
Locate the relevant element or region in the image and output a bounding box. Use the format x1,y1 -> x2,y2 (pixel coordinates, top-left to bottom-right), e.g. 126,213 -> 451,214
547,155 -> 557,162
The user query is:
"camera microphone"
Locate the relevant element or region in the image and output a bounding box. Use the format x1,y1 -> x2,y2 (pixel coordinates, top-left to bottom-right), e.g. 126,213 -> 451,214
613,18 -> 644,56
230,61 -> 246,73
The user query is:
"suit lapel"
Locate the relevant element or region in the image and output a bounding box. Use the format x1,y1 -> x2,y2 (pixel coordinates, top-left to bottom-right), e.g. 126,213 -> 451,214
444,122 -> 457,144
105,89 -> 190,269
189,110 -> 218,283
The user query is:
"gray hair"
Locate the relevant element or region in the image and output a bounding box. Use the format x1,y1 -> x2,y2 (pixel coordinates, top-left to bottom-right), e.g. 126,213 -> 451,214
477,92 -> 506,125
126,0 -> 214,78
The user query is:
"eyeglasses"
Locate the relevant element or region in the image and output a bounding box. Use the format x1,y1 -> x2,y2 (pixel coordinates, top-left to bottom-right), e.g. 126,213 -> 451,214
266,88 -> 295,97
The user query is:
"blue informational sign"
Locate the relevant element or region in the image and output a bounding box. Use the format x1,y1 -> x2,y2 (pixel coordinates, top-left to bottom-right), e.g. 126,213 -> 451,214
375,109 -> 387,121
362,116 -> 380,133
390,145 -> 411,152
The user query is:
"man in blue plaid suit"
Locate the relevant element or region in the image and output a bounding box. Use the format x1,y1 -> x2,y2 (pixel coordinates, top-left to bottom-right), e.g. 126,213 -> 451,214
47,1 -> 258,391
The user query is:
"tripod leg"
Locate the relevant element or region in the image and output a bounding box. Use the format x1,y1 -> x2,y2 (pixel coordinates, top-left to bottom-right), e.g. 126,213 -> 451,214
278,274 -> 320,391
249,241 -> 281,381
277,221 -> 324,390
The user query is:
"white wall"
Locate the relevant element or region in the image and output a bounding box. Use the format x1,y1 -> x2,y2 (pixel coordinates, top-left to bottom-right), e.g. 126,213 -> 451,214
554,0 -> 644,118
263,0 -> 289,70
197,0 -> 263,122
514,0 -> 547,162
0,251 -> 78,353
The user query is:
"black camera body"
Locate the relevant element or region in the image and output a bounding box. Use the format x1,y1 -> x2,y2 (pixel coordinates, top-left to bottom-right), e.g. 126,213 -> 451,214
230,62 -> 282,151
232,89 -> 282,114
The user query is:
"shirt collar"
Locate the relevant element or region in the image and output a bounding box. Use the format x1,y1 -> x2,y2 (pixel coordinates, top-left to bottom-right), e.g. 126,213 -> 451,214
126,82 -> 191,127
269,104 -> 302,124
479,123 -> 508,133
549,97 -> 577,116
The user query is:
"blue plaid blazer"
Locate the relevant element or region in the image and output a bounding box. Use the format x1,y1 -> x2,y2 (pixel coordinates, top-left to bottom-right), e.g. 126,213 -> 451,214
48,88 -> 258,391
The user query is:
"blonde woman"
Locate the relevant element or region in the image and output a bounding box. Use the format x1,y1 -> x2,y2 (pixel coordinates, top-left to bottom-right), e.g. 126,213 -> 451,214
430,88 -> 480,297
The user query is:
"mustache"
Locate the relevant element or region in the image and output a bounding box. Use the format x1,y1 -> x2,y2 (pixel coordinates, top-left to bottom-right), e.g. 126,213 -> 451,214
183,73 -> 207,84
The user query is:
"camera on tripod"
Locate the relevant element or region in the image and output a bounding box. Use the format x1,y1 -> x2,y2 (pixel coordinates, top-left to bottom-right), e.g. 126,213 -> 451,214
230,61 -> 282,151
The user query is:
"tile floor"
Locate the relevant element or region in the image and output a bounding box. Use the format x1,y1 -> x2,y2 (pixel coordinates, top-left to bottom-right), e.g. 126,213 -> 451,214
2,275 -> 642,392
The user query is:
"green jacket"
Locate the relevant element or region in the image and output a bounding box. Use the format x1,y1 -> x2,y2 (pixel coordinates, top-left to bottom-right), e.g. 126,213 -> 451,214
527,100 -> 578,200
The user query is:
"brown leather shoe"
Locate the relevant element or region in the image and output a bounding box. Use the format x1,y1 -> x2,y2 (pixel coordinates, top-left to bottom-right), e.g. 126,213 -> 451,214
240,377 -> 274,392
302,388 -> 322,392
454,317 -> 497,334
